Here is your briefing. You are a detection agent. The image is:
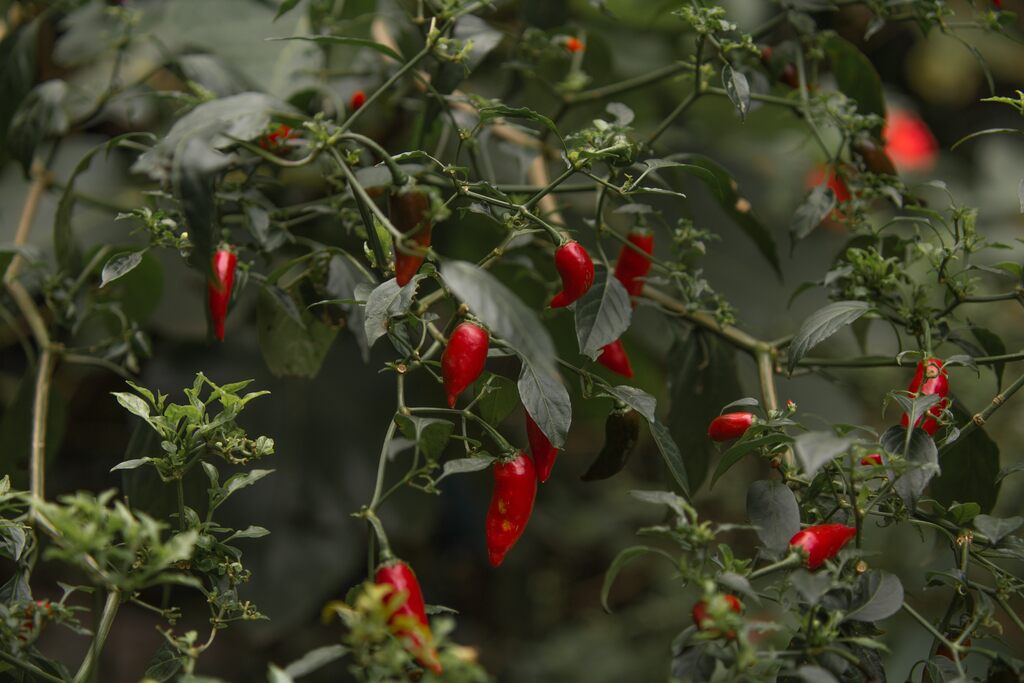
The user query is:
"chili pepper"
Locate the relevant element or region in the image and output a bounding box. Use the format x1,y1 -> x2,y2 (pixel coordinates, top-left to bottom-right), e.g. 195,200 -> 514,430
860,453 -> 883,466
441,322 -> 489,408
390,190 -> 433,287
613,230 -> 654,304
707,412 -> 755,442
759,46 -> 798,89
565,37 -> 584,53
257,123 -> 297,155
581,408 -> 641,481
899,357 -> 949,436
375,560 -> 442,674
691,594 -> 743,640
350,89 -> 367,111
208,246 -> 238,342
526,412 -> 559,483
884,110 -> 938,173
486,452 -> 537,567
789,524 -> 856,570
598,339 -> 634,379
549,241 -> 595,308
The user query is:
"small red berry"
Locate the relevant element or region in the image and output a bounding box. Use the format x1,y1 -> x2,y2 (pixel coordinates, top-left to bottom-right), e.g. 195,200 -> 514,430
707,412 -> 755,442
350,89 -> 367,111
692,595 -> 743,639
860,453 -> 882,466
565,37 -> 584,53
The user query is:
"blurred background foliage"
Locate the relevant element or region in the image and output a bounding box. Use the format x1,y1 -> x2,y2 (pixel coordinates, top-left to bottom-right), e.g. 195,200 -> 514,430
1,0 -> 1023,681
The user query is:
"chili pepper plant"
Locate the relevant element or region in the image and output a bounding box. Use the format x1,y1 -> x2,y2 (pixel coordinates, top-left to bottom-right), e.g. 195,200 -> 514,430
1,1 -> 1023,682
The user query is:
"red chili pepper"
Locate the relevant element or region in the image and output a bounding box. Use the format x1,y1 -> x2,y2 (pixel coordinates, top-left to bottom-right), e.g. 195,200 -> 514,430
486,452 -> 537,567
565,37 -> 584,53
257,123 -> 297,155
707,412 -> 755,442
549,241 -> 595,308
390,190 -> 433,287
899,357 -> 949,436
613,230 -> 654,304
375,560 -> 442,674
691,594 -> 743,639
526,413 -> 559,483
759,46 -> 799,89
208,246 -> 238,342
441,322 -> 489,407
884,110 -> 938,173
350,89 -> 367,111
860,453 -> 882,466
789,524 -> 856,570
598,339 -> 634,378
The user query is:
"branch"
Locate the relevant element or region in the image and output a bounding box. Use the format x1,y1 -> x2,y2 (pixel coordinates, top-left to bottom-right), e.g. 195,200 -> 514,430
4,160 -> 51,283
641,284 -> 763,353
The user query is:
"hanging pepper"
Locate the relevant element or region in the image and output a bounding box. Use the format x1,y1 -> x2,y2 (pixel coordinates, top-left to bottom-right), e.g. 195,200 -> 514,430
526,413 -> 559,483
899,357 -> 949,436
375,560 -> 442,674
581,408 -> 641,481
208,246 -> 238,342
390,190 -> 433,287
707,412 -> 755,442
486,452 -> 537,567
859,453 -> 883,466
441,322 -> 489,407
691,594 -> 743,640
789,524 -> 856,570
565,36 -> 584,53
613,230 -> 654,303
598,339 -> 634,379
350,89 -> 367,111
759,46 -> 799,89
549,241 -> 595,308
257,123 -> 298,155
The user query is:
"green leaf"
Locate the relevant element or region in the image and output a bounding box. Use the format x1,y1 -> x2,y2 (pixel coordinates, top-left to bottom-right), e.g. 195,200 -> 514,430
257,287 -> 339,378
145,641 -> 184,681
793,431 -> 855,478
228,525 -> 271,540
0,18 -> 39,163
606,385 -> 656,424
435,456 -> 496,484
931,403 -> 1001,513
823,34 -> 885,127
101,250 -> 145,287
363,276 -> 423,348
879,426 -> 939,510
791,185 -> 836,241
574,267 -> 631,360
274,0 -> 303,21
8,79 -> 69,174
110,458 -> 149,472
971,327 -> 1006,391
441,260 -> 558,372
722,64 -> 750,120
601,545 -> 661,613
711,431 -> 792,488
746,480 -> 800,557
787,301 -> 872,374
478,104 -> 563,147
669,154 -> 780,276
283,644 -> 348,678
649,420 -> 689,497
668,331 -> 742,490
113,392 -> 151,419
846,571 -> 903,622
518,359 -> 571,449
396,415 -> 453,461
797,665 -> 839,683
268,35 -> 402,61
268,665 -> 294,683
973,514 -> 1023,544
477,375 -> 519,426
0,523 -> 27,562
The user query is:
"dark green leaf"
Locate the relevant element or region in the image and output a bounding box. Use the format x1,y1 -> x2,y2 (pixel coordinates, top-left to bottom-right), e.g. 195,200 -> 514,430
0,523 -> 26,562
478,105 -> 563,146
257,287 -> 338,378
0,18 -> 39,162
846,571 -> 903,622
274,0 -> 303,21
971,327 -> 1006,391
711,431 -> 791,488
283,644 -> 348,678
477,375 -> 519,426
649,420 -> 689,496
793,431 -> 855,478
931,403 -> 1000,513
363,277 -> 422,348
601,546 -> 662,612
396,415 -> 453,461
788,301 -> 871,374
746,480 -> 800,557
8,80 -> 69,174
574,267 -> 631,360
607,385 -> 656,424
145,641 -> 185,681
518,360 -> 571,449
436,456 -> 496,483
791,185 -> 836,241
973,514 -> 1022,544
824,34 -> 885,127
880,425 -> 939,510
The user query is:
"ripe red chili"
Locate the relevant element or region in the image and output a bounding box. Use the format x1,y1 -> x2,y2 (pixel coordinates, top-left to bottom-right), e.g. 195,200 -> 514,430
350,89 -> 367,111
691,594 -> 743,640
441,322 -> 489,407
208,246 -> 237,342
884,110 -> 938,173
565,37 -> 584,53
549,241 -> 595,308
613,230 -> 654,303
486,452 -> 537,567
789,524 -> 856,570
759,46 -> 798,89
257,123 -> 297,155
598,339 -> 634,379
375,560 -> 442,674
526,413 -> 559,483
899,357 -> 949,436
707,412 -> 755,442
860,453 -> 883,466
390,190 -> 433,287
